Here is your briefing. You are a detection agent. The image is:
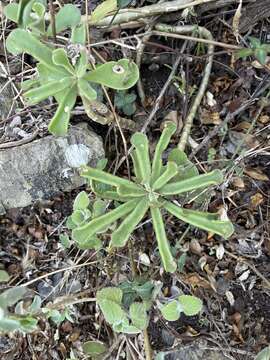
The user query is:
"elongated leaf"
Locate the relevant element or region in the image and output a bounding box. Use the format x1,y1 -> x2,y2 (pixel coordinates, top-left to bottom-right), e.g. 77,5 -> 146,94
6,29 -> 61,73
129,302 -> 148,330
52,49 -> 75,74
24,77 -> 73,104
150,207 -> 177,273
130,133 -> 151,184
151,122 -> 177,183
91,0 -> 117,23
235,48 -> 253,59
76,50 -> 88,77
152,162 -> 178,190
117,184 -> 146,198
131,149 -> 143,183
48,86 -> 77,136
84,59 -> 139,90
164,201 -> 234,239
72,199 -> 138,244
160,169 -> 223,195
71,22 -> 86,45
81,166 -> 143,191
78,79 -> 97,101
160,300 -> 180,321
178,295 -> 202,316
47,4 -> 81,35
0,318 -> 21,332
110,198 -> 149,247
92,183 -> 136,202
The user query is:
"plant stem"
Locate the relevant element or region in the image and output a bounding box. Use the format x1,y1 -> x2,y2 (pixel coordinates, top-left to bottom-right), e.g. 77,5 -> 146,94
128,239 -> 137,279
49,0 -> 57,43
85,0 -> 217,27
144,328 -> 153,360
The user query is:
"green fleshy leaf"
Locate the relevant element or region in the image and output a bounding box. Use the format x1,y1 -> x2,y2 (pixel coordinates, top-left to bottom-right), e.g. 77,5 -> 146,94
150,207 -> 177,273
152,162 -> 178,190
52,48 -> 75,74
131,149 -> 143,183
83,340 -> 108,357
6,29 -> 60,73
0,287 -> 27,309
76,50 -> 88,77
78,79 -> 97,101
81,166 -> 143,192
178,295 -> 202,316
72,199 -> 138,244
235,48 -> 254,59
0,270 -> 10,283
130,133 -> 151,183
255,346 -> 270,360
160,169 -> 223,195
24,77 -> 73,104
117,184 -> 146,197
48,86 -> 77,136
71,22 -> 86,45
47,4 -> 81,35
91,0 -> 117,23
59,234 -> 71,248
151,121 -> 177,183
92,199 -> 107,218
255,48 -> 267,65
249,36 -> 261,48
0,318 -> 21,332
160,300 -> 180,321
110,197 -> 149,247
129,302 -> 148,330
85,59 -> 139,90
167,148 -> 198,181
164,201 -> 234,239
4,3 -> 19,23
96,287 -> 126,325
73,191 -> 90,210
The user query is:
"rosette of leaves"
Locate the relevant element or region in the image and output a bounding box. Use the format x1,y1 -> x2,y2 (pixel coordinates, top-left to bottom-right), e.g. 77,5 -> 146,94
65,191 -> 108,250
96,287 -> 149,334
72,122 -> 234,273
6,29 -> 139,136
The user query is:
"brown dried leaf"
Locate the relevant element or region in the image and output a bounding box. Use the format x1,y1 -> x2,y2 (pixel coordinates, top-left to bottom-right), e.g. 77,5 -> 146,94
258,114 -> 270,124
250,193 -> 264,208
232,176 -> 245,189
244,168 -> 269,181
182,273 -> 212,289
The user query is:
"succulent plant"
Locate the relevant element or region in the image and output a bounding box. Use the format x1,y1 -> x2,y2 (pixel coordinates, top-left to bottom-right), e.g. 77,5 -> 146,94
72,122 -> 234,273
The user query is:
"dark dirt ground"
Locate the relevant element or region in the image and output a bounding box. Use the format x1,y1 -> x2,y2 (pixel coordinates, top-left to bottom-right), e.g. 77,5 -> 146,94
0,0 -> 270,359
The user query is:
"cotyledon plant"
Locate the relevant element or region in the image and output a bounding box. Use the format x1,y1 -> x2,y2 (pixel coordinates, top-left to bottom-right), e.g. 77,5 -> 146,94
6,29 -> 139,136
72,122 -> 234,272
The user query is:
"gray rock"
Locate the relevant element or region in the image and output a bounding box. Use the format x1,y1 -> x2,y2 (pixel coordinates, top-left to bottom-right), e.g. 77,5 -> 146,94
0,124 -> 104,214
156,340 -> 228,360
0,73 -> 16,120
